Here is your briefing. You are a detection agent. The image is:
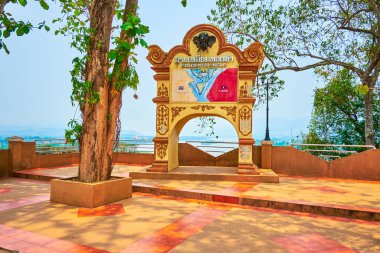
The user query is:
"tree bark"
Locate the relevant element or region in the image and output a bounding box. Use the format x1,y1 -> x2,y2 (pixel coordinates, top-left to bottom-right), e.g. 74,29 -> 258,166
0,0 -> 7,17
79,0 -> 117,182
363,77 -> 376,146
103,0 -> 138,178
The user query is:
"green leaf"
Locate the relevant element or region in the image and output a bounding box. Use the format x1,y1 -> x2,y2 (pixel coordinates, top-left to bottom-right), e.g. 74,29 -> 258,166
22,26 -> 30,34
181,0 -> 187,7
140,39 -> 148,48
44,25 -> 50,32
39,0 -> 49,10
3,30 -> 10,38
16,28 -> 24,36
109,50 -> 117,60
3,43 -> 10,54
120,22 -> 133,31
18,0 -> 27,7
358,84 -> 369,95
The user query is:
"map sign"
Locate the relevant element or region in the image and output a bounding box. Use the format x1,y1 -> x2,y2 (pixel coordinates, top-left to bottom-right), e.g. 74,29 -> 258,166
172,68 -> 237,102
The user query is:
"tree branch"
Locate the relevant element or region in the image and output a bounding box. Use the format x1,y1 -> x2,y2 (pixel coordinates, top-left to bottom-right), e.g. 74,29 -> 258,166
339,25 -> 379,38
0,0 -> 7,17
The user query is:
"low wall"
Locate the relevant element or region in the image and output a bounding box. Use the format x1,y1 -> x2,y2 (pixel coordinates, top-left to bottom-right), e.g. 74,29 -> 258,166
215,149 -> 238,167
178,143 -> 215,166
0,150 -> 9,177
253,146 -> 262,168
30,153 -> 80,168
1,139 -> 379,181
114,153 -> 154,165
29,153 -> 154,168
329,149 -> 380,181
271,146 -> 380,181
272,146 -> 329,177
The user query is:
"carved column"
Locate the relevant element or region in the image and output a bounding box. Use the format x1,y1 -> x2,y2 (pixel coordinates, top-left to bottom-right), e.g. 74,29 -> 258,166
147,55 -> 170,172
237,68 -> 259,174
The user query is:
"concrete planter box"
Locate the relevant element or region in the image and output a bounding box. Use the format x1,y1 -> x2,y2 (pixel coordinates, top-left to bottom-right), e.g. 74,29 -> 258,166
50,177 -> 132,208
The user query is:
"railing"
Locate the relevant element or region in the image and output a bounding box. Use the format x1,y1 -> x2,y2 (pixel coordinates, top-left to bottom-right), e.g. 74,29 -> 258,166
35,139 -> 78,155
291,143 -> 376,161
185,140 -> 238,156
116,139 -> 154,154
34,139 -> 154,155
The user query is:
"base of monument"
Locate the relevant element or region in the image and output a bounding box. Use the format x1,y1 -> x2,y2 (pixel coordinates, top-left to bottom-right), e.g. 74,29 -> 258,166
237,164 -> 260,175
131,166 -> 279,183
148,161 -> 169,172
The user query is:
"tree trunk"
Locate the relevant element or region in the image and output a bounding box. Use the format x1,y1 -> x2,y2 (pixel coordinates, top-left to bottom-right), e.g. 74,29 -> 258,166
103,0 -> 138,178
79,0 -> 117,182
363,78 -> 375,146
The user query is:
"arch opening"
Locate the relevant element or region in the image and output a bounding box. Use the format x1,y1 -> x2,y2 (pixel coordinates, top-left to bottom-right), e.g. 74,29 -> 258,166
168,115 -> 239,171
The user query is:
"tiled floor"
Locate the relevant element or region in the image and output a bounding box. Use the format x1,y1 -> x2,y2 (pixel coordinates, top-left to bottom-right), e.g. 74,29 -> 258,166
14,165 -> 380,210
0,177 -> 379,252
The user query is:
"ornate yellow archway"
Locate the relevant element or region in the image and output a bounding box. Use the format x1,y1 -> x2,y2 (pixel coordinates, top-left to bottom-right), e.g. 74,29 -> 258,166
146,24 -> 264,174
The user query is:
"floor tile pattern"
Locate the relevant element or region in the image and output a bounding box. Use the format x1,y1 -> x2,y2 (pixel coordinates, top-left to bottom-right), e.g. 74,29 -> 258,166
121,205 -> 231,253
272,233 -> 357,253
77,204 -> 126,218
0,224 -> 109,253
0,188 -> 11,194
0,194 -> 49,212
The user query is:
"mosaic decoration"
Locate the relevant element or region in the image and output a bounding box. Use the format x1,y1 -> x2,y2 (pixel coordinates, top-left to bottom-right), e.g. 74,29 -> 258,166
156,143 -> 168,159
172,68 -> 238,102
191,105 -> 216,111
220,106 -> 237,122
171,106 -> 186,122
239,145 -> 252,161
239,106 -> 252,136
156,105 -> 169,135
157,83 -> 169,97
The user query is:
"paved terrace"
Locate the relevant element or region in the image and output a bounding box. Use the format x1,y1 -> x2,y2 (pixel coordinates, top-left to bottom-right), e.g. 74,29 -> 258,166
0,165 -> 379,252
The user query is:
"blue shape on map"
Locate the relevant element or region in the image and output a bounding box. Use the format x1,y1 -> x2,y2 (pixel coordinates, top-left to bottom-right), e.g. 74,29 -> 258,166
185,68 -> 224,102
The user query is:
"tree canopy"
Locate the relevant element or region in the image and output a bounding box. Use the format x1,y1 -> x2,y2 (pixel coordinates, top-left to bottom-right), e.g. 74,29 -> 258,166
0,0 -> 50,54
209,0 -> 380,145
308,69 -> 379,147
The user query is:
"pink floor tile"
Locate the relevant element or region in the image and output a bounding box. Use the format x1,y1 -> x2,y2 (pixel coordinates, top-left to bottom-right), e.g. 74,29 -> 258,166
272,233 -> 357,253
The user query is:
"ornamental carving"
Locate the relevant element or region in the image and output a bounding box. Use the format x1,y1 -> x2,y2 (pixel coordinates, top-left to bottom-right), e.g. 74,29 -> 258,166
220,106 -> 237,122
147,45 -> 166,65
239,82 -> 252,98
191,105 -> 215,111
156,105 -> 169,135
239,145 -> 252,161
239,106 -> 252,136
157,83 -> 169,97
156,143 -> 168,160
243,42 -> 264,64
193,32 -> 216,51
171,106 -> 186,122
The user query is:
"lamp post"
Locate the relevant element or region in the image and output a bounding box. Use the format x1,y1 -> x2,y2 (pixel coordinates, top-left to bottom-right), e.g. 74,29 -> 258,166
260,75 -> 275,141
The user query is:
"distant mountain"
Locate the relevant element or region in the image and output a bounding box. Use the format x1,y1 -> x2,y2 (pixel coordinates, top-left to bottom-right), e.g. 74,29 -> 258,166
0,125 -> 66,137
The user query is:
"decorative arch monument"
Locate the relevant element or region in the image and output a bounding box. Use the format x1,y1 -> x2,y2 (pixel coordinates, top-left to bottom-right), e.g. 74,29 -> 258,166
146,24 -> 264,174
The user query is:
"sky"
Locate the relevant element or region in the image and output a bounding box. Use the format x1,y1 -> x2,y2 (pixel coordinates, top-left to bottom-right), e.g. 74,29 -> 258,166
0,0 -> 320,139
